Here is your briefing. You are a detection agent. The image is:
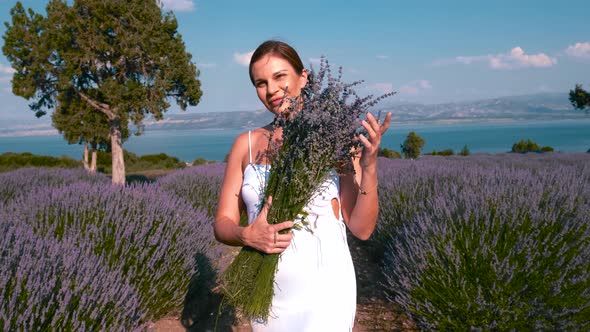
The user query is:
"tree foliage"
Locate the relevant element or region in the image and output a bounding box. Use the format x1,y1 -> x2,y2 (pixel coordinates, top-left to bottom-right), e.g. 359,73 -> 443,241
458,145 -> 470,156
511,139 -> 553,153
378,147 -> 401,159
427,148 -> 454,156
569,84 -> 590,111
401,131 -> 425,159
3,0 -> 202,184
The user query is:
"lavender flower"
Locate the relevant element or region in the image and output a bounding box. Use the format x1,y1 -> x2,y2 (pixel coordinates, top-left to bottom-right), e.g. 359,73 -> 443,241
1,177 -> 222,322
156,163 -> 225,216
372,153 -> 590,330
0,167 -> 109,205
0,222 -> 147,331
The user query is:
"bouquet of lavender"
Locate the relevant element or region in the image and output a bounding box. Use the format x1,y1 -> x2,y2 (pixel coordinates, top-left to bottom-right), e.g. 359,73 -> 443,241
221,58 -> 394,321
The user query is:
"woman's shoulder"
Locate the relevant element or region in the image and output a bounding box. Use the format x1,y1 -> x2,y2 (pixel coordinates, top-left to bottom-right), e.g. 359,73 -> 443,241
232,128 -> 265,146
228,128 -> 267,168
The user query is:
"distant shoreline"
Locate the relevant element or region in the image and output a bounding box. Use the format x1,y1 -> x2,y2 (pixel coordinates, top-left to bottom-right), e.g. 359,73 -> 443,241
2,117 -> 589,138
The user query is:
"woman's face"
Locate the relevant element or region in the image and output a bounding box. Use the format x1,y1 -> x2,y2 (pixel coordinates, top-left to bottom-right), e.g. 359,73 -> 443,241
251,54 -> 308,115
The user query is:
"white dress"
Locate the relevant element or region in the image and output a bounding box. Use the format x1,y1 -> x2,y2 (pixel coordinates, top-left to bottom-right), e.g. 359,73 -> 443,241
241,131 -> 356,332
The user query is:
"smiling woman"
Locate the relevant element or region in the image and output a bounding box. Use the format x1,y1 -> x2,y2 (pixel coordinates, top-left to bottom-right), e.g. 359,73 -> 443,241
249,42 -> 308,116
214,39 -> 392,331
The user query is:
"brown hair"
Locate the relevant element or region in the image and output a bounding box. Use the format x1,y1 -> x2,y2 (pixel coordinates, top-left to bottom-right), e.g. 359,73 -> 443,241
248,40 -> 304,85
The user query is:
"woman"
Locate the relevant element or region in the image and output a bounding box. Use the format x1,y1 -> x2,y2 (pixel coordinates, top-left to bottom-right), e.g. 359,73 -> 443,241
214,40 -> 391,331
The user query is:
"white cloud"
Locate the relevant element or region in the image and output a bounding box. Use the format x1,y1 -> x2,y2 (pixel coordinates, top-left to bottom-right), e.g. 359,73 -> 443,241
399,80 -> 432,95
434,47 -> 556,69
159,0 -> 195,12
565,42 -> 590,59
234,51 -> 254,66
369,83 -> 394,94
0,64 -> 15,75
503,47 -> 555,68
376,55 -> 389,60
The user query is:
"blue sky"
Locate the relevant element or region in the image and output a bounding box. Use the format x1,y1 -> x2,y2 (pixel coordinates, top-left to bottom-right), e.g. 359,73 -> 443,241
0,0 -> 589,125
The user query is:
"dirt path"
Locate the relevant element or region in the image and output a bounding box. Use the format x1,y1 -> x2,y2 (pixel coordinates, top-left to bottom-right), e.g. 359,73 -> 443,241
148,232 -> 414,331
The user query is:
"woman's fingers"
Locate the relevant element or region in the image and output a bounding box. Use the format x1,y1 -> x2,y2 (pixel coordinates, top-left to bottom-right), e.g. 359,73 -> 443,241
361,112 -> 392,149
275,220 -> 294,232
253,221 -> 293,254
257,196 -> 273,223
358,133 -> 372,149
362,119 -> 377,140
380,112 -> 392,134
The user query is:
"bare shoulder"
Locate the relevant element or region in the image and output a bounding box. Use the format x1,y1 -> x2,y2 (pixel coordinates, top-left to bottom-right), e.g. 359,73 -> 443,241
229,128 -> 267,171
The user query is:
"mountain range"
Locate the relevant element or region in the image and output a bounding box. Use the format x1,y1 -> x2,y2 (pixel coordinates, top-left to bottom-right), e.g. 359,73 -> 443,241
1,93 -> 588,137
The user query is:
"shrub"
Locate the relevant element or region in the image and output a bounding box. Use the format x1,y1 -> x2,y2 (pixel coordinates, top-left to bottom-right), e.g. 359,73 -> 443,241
0,167 -> 109,205
0,222 -> 147,331
379,147 -> 402,159
373,155 -> 590,330
192,157 -> 208,166
541,146 -> 554,152
458,145 -> 470,156
1,180 -> 220,320
511,139 -> 541,153
97,150 -> 186,173
427,148 -> 454,156
0,152 -> 81,172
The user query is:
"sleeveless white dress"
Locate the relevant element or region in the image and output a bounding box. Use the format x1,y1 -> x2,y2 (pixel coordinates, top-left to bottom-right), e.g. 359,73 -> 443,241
241,131 -> 356,332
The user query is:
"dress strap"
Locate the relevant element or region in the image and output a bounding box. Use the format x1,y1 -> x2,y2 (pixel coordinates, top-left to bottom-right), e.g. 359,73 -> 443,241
248,130 -> 252,164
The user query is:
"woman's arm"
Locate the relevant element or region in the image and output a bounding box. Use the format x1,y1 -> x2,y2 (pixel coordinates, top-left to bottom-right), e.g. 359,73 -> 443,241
214,131 -> 294,253
214,132 -> 248,246
340,112 -> 391,240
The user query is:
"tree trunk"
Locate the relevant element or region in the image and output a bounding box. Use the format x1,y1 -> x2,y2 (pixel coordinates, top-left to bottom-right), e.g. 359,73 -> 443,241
110,118 -> 126,185
83,141 -> 90,170
90,144 -> 97,173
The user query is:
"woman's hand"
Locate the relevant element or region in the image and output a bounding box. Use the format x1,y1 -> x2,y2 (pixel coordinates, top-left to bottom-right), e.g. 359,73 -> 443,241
359,112 -> 392,169
242,196 -> 294,254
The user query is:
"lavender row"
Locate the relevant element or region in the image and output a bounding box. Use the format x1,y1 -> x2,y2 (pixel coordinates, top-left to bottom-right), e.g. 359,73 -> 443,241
373,154 -> 590,330
0,222 -> 147,331
156,163 -> 225,217
0,167 -> 109,205
1,173 -> 222,326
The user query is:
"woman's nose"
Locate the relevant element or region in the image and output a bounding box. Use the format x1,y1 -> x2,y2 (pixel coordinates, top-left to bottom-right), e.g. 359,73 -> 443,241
267,80 -> 287,96
267,80 -> 280,96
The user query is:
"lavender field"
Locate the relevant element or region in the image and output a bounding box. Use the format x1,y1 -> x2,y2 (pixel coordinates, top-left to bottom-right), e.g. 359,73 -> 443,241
1,154 -> 589,330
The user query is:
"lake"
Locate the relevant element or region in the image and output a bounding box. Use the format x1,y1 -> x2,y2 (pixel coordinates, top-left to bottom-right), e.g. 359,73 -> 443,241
1,119 -> 589,162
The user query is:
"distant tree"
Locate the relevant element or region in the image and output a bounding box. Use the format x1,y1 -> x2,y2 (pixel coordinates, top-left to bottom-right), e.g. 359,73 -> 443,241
569,84 -> 590,111
378,147 -> 401,159
3,0 -> 202,184
401,131 -> 425,159
192,157 -> 208,166
512,139 -> 545,153
427,148 -> 454,156
458,145 -> 470,156
540,146 -> 554,153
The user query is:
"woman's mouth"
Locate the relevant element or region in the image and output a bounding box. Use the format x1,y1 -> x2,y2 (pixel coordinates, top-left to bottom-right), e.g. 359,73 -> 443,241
270,98 -> 282,107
